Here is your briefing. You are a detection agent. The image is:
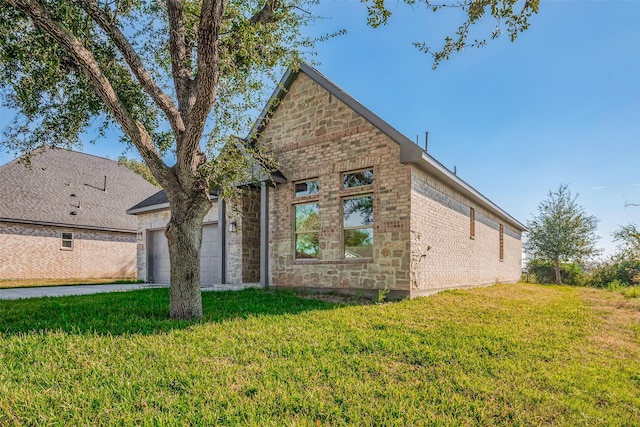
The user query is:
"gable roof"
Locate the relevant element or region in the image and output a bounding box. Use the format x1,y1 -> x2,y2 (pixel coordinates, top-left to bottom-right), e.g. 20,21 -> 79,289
0,147 -> 159,232
252,63 -> 526,232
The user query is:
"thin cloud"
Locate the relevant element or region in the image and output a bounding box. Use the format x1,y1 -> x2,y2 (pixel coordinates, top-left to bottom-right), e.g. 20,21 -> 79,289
587,186 -> 609,190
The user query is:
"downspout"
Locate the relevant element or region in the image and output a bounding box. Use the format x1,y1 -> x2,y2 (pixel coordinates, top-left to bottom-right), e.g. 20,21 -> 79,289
218,198 -> 227,284
260,181 -> 269,288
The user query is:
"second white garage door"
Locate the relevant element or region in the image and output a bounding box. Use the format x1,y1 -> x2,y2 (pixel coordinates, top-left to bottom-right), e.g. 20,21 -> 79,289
147,223 -> 221,285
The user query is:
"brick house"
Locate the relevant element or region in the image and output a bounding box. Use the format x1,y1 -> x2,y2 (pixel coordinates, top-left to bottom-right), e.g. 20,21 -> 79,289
129,64 -> 526,297
0,148 -> 158,281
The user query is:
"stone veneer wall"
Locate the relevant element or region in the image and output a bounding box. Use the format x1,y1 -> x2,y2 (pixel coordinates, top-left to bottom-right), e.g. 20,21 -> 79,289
0,221 -> 136,280
410,167 -> 522,294
260,73 -> 412,294
225,193 -> 261,284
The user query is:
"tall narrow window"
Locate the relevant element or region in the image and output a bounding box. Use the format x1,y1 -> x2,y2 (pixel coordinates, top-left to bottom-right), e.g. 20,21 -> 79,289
499,224 -> 504,261
295,203 -> 319,259
61,232 -> 73,249
470,207 -> 476,239
343,195 -> 373,258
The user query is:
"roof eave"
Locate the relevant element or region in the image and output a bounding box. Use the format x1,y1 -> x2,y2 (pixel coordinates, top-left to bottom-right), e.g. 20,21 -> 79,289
0,217 -> 136,233
400,144 -> 527,232
249,62 -> 526,233
126,202 -> 171,215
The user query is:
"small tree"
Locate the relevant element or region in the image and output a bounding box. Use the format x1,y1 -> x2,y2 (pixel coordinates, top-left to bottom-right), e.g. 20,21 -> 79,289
524,184 -> 600,284
613,223 -> 640,261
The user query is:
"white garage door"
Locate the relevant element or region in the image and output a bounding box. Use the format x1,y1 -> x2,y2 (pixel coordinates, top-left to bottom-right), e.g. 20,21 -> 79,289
147,223 -> 220,285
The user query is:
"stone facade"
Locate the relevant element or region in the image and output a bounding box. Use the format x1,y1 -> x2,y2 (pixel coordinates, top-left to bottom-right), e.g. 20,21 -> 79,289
0,221 -> 136,280
260,73 -> 412,295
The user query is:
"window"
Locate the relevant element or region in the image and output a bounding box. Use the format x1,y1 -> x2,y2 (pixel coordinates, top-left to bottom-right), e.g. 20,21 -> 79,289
61,232 -> 73,249
343,195 -> 373,258
295,203 -> 319,259
470,207 -> 476,239
499,224 -> 504,261
295,179 -> 319,197
343,169 -> 373,188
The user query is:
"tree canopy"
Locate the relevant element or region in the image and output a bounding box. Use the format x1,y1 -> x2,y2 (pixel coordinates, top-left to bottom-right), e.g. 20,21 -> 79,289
613,223 -> 640,261
524,184 -> 600,284
0,0 -> 539,318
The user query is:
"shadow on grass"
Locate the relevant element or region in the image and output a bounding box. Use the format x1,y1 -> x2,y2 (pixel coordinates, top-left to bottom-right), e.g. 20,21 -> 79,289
0,288 -> 340,336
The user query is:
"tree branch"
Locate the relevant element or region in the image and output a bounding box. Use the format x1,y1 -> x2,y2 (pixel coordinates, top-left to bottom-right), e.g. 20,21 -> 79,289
7,0 -> 172,187
76,0 -> 185,136
165,0 -> 193,116
250,0 -> 280,24
173,0 -> 225,179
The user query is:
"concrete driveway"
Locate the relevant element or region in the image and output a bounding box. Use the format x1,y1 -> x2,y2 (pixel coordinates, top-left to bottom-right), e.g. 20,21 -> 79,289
0,282 -> 262,300
0,283 -> 168,300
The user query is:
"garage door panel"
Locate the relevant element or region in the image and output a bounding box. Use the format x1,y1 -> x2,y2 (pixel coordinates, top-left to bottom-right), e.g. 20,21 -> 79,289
147,224 -> 220,285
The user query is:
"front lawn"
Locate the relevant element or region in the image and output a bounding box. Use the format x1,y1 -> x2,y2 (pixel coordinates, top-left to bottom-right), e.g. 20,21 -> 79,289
1,284 -> 638,425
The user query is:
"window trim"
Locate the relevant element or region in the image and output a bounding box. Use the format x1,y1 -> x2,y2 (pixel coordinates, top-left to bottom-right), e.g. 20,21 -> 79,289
293,201 -> 320,260
61,232 -> 74,250
342,168 -> 374,190
294,178 -> 319,198
341,191 -> 374,260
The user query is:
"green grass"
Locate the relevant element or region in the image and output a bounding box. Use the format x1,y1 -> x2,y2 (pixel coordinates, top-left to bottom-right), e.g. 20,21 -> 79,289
1,284 -> 639,426
0,278 -> 141,289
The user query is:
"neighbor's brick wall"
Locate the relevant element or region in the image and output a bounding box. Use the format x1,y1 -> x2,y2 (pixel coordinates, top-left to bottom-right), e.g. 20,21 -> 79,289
0,221 -> 136,280
260,73 -> 412,293
135,203 -> 220,282
410,167 -> 522,294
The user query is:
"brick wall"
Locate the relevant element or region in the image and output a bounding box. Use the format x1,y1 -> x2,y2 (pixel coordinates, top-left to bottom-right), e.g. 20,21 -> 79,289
0,221 -> 136,280
260,73 -> 412,294
410,168 -> 522,294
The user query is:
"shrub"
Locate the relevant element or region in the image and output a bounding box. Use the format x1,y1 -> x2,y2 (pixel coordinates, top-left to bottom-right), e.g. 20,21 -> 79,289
526,259 -> 586,285
584,258 -> 640,288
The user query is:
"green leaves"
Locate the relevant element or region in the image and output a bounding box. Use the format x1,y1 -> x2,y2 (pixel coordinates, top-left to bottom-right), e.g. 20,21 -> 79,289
525,184 -> 601,282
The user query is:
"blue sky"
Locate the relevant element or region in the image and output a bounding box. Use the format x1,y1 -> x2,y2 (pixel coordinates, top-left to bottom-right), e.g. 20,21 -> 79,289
1,0 -> 638,256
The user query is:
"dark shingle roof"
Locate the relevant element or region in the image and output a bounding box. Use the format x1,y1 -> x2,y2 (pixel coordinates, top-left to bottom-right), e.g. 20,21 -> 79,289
0,147 -> 159,232
127,190 -> 169,214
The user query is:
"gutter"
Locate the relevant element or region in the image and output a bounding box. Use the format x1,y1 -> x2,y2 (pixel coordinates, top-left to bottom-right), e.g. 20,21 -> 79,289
0,217 -> 136,234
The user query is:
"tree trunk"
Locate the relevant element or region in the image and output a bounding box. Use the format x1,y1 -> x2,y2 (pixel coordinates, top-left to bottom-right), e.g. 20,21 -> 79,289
554,260 -> 562,285
165,192 -> 212,319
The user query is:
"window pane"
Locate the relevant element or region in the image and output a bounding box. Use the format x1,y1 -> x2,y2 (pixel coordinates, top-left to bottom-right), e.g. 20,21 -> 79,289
343,196 -> 373,227
295,180 -> 319,197
344,228 -> 373,258
343,169 -> 373,188
295,203 -> 319,232
296,233 -> 319,259
62,232 -> 73,240
62,240 -> 72,248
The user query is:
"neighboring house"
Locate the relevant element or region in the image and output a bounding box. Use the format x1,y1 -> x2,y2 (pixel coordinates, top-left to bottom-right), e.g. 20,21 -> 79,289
0,147 -> 158,281
129,64 -> 526,297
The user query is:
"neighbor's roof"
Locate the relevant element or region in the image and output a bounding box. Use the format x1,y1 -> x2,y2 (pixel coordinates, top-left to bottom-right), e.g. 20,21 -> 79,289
0,147 -> 159,232
250,63 -> 527,232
